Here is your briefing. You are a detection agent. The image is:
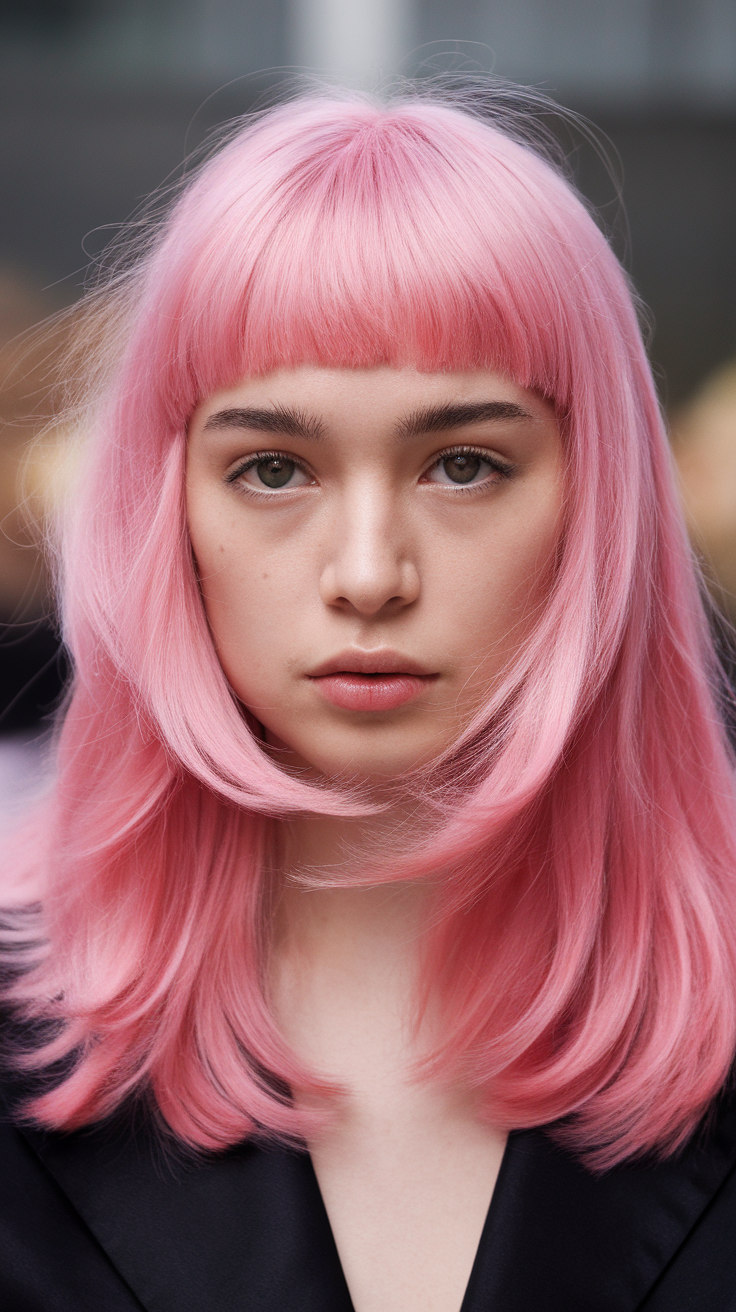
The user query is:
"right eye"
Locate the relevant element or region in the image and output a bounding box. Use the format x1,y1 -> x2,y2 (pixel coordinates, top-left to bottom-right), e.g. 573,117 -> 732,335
226,453 -> 312,493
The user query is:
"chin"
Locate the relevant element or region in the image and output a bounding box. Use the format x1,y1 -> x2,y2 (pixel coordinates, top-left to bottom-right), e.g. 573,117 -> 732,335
259,715 -> 454,786
290,744 -> 444,788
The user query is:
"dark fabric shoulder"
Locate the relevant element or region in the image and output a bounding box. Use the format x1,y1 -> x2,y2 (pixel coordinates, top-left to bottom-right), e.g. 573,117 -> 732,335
0,1055 -> 354,1312
0,1098 -> 147,1310
463,1083 -> 736,1312
4,999 -> 736,1312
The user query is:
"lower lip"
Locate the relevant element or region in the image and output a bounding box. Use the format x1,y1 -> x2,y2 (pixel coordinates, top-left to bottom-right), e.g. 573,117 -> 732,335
310,673 -> 434,712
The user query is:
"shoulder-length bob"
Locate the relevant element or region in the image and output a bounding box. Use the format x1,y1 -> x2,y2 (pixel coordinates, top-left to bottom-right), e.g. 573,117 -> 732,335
4,90 -> 736,1168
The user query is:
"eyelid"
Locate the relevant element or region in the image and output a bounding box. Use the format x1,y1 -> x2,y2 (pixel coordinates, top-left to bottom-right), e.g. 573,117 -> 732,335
422,444 -> 515,481
224,449 -> 315,488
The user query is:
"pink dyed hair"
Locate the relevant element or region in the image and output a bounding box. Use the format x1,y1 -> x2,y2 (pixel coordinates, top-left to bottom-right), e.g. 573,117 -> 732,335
4,90 -> 736,1167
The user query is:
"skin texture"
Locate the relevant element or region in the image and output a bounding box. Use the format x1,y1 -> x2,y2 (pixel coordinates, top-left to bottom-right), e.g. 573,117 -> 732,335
187,364 -> 565,787
186,364 -> 564,1312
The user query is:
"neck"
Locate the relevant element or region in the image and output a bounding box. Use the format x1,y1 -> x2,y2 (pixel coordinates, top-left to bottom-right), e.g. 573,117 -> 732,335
269,808 -> 436,1097
273,804 -> 434,963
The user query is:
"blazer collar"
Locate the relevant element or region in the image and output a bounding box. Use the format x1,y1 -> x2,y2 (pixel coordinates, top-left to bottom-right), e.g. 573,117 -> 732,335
462,1091 -> 736,1312
18,1086 -> 736,1312
20,1112 -> 354,1312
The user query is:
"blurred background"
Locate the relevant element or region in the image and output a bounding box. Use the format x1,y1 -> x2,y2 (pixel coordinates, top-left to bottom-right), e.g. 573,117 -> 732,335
0,0 -> 735,809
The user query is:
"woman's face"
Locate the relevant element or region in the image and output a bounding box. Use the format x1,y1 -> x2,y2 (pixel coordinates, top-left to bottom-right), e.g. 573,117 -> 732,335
187,365 -> 564,783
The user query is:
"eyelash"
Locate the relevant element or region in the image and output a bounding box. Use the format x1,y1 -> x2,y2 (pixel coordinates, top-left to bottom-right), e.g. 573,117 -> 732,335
224,446 -> 515,494
224,451 -> 308,486
424,445 -> 514,492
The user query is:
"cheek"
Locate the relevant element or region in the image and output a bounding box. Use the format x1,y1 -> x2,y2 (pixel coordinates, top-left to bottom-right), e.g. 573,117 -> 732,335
429,503 -> 561,670
199,557 -> 295,691
188,504 -> 288,690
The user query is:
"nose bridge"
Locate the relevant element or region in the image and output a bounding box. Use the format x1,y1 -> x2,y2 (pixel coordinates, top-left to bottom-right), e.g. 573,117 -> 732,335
320,476 -> 418,615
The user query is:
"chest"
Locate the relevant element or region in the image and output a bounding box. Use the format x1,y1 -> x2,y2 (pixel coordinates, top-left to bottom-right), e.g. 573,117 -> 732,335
309,1103 -> 507,1312
274,947 -> 507,1309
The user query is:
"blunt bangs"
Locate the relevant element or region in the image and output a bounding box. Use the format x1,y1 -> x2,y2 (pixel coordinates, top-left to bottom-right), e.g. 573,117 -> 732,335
151,98 -> 618,416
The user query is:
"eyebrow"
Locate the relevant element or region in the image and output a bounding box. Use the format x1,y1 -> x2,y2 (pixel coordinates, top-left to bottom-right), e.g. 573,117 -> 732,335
396,401 -> 533,438
202,399 -> 532,442
203,406 -> 325,441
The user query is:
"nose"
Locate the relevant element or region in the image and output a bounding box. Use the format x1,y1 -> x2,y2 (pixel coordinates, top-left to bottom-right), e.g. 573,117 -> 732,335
319,485 -> 420,616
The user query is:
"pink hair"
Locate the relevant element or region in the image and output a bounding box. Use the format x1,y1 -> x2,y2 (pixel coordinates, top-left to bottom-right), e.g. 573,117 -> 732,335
4,91 -> 736,1167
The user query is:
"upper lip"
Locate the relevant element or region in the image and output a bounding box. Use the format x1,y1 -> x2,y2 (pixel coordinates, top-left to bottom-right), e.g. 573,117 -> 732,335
308,649 -> 436,678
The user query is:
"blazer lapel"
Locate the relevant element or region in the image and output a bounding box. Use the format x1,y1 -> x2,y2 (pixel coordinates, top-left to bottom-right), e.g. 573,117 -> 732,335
20,1114 -> 354,1312
15,1077 -> 736,1312
462,1092 -> 736,1312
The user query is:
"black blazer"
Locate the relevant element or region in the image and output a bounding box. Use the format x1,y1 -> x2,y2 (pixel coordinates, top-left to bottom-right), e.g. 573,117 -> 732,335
3,1078 -> 736,1312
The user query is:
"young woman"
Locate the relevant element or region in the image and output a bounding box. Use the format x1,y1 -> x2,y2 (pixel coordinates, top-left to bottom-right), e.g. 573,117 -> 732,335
3,89 -> 736,1312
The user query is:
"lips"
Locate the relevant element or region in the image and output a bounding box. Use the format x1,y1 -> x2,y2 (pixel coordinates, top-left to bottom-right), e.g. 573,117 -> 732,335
309,649 -> 433,678
307,649 -> 437,712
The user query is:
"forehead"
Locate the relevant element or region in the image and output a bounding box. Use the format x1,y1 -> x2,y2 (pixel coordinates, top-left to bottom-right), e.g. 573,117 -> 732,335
189,364 -> 556,434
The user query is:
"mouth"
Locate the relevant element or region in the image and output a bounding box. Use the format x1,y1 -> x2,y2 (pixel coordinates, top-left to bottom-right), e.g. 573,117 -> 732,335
307,649 -> 438,712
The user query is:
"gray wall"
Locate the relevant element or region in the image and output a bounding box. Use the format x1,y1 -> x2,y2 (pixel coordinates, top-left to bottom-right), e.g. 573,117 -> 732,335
417,0 -> 736,108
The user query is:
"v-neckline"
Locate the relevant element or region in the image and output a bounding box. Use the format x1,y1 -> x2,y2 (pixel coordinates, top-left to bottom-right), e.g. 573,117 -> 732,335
303,1133 -> 510,1312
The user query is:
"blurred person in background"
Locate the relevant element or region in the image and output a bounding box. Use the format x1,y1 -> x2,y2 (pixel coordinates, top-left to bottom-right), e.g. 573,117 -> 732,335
0,273 -> 70,826
674,362 -> 736,621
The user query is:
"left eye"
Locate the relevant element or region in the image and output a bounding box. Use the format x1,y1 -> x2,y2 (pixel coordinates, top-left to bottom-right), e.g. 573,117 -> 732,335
425,452 -> 498,486
232,455 -> 311,491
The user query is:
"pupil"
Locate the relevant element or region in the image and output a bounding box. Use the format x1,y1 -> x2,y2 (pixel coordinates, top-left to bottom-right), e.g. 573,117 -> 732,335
444,454 -> 481,484
257,457 -> 294,489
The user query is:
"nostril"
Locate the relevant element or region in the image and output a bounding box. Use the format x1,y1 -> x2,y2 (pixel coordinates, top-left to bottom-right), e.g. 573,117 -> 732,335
318,519 -> 421,615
